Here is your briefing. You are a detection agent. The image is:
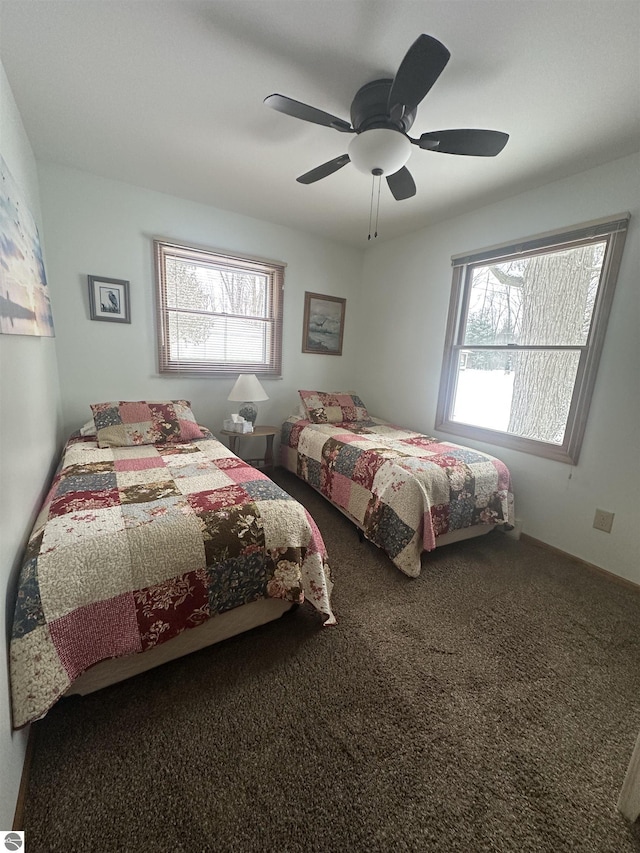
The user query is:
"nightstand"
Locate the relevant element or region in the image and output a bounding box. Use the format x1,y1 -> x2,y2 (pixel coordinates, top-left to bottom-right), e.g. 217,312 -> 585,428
220,425 -> 279,471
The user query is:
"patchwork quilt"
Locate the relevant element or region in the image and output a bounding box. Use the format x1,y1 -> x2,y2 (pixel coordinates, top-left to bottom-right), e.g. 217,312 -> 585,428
281,416 -> 514,578
10,430 -> 334,728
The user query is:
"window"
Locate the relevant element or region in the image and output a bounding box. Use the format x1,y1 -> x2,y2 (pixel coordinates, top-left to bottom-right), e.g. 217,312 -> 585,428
154,239 -> 284,376
435,214 -> 629,464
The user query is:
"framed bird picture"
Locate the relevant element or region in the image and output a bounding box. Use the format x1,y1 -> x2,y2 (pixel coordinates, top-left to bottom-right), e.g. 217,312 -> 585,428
88,275 -> 131,323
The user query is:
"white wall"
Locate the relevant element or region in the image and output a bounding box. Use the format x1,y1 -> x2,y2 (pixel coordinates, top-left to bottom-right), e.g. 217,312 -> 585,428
37,163 -> 363,440
358,153 -> 640,584
0,63 -> 63,827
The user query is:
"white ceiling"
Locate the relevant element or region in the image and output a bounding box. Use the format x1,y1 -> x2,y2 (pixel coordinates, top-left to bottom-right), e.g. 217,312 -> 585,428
1,1 -> 639,248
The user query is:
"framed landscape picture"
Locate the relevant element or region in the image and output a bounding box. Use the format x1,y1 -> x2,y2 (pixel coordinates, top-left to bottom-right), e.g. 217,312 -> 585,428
302,292 -> 346,356
88,275 -> 131,323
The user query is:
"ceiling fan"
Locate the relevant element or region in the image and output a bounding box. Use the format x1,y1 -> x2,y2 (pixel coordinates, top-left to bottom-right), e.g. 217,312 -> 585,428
264,34 -> 509,201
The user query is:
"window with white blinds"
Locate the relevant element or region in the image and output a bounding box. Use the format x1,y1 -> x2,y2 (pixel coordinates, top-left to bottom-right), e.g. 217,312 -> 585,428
154,239 -> 284,376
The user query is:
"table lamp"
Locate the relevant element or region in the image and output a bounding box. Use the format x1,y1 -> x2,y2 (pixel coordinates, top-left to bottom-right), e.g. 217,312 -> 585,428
227,374 -> 269,426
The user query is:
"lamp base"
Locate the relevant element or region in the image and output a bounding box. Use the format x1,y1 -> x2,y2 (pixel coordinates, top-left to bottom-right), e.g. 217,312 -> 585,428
239,402 -> 257,426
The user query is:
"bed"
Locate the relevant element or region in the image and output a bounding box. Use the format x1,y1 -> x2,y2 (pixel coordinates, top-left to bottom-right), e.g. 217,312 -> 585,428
10,400 -> 335,729
281,391 -> 514,579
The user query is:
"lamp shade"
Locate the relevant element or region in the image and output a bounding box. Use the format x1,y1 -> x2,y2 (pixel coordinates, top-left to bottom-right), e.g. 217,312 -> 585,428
348,129 -> 411,176
227,374 -> 269,403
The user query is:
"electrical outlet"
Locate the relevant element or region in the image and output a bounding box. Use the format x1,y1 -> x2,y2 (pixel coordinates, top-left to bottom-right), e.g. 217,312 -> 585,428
593,509 -> 614,533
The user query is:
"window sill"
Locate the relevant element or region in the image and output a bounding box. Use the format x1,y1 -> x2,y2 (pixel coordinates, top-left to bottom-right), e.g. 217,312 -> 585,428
435,418 -> 576,464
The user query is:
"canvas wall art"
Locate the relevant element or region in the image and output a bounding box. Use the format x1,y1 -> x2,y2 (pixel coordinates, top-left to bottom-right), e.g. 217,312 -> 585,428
0,155 -> 54,336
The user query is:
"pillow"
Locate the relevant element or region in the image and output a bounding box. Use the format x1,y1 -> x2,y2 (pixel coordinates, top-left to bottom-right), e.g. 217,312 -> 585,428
80,420 -> 97,436
90,400 -> 205,448
298,390 -> 369,424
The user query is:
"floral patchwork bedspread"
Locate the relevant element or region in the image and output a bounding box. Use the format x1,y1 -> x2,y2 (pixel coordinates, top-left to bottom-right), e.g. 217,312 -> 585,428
281,416 -> 514,578
10,430 -> 334,728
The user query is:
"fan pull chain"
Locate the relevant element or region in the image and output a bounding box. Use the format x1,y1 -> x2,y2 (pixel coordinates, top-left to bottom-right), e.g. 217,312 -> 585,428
367,175 -> 375,240
368,168 -> 383,241
374,172 -> 382,239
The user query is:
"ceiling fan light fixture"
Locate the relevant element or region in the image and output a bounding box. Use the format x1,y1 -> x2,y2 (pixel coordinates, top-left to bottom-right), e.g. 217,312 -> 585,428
266,33 -> 509,205
348,128 -> 411,176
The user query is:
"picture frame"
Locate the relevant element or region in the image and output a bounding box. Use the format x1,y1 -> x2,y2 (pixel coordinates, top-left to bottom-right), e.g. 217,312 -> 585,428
302,291 -> 346,356
88,275 -> 131,323
0,155 -> 55,337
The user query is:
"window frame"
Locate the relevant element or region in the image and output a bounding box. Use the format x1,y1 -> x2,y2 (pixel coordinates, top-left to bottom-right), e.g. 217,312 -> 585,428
435,213 -> 630,464
154,238 -> 285,377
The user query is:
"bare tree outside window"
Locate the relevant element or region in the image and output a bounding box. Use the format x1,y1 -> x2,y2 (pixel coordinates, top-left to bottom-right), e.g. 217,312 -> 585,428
436,215 -> 629,463
155,240 -> 284,376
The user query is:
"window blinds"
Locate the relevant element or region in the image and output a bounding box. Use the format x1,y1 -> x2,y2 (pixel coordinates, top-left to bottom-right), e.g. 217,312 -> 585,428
451,213 -> 630,268
154,239 -> 284,376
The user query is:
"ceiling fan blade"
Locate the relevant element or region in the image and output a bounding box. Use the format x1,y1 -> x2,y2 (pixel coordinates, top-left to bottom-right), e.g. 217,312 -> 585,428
386,166 -> 416,200
387,34 -> 450,119
415,129 -> 509,156
297,155 -> 351,184
264,94 -> 353,133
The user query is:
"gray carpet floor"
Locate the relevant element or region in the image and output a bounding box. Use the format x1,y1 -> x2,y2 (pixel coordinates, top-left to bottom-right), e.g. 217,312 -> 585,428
22,469 -> 640,852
